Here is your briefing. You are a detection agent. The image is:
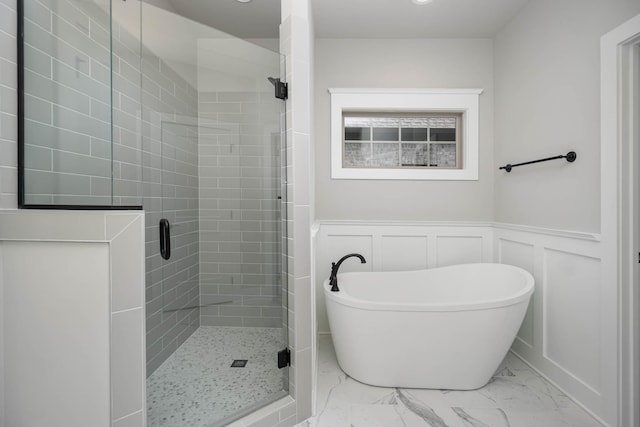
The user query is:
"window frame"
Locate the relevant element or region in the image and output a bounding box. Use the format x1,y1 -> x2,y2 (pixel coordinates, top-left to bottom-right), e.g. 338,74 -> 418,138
329,88 -> 482,180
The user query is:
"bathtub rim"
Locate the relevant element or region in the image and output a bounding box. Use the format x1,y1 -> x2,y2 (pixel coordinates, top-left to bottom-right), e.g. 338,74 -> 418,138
323,263 -> 534,312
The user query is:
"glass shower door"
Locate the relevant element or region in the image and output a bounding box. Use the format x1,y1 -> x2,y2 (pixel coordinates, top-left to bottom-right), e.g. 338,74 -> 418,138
141,3 -> 288,426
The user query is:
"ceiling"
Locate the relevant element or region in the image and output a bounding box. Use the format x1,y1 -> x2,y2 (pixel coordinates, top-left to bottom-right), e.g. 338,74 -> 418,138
312,0 -> 531,38
163,0 -> 281,39
159,0 -> 530,40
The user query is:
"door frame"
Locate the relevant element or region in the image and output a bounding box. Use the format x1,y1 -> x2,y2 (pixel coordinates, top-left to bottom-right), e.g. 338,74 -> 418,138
601,13 -> 640,427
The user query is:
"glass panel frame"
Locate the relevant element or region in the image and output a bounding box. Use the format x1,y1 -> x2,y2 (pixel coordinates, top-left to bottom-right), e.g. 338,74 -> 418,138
17,0 -> 143,210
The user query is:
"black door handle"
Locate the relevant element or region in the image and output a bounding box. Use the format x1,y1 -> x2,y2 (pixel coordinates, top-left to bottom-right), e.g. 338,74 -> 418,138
159,218 -> 171,260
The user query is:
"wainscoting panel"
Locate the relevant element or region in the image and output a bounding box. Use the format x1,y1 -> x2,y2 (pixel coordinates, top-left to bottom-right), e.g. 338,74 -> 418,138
544,248 -> 601,392
493,225 -> 606,424
436,236 -> 484,267
498,239 -> 535,348
380,235 -> 428,271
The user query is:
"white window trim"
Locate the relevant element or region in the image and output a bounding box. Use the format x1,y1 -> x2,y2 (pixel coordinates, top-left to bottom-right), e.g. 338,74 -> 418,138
329,88 -> 483,180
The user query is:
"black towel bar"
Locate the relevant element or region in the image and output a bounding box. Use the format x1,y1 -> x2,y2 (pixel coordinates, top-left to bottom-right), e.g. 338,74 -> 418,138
499,151 -> 576,172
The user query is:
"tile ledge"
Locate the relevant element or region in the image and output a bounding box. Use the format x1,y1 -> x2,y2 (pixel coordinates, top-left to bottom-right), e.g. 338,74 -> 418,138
0,210 -> 144,242
236,396 -> 296,426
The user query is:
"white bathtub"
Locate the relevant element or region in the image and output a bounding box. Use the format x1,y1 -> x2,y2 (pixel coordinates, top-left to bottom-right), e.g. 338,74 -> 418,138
323,263 -> 534,390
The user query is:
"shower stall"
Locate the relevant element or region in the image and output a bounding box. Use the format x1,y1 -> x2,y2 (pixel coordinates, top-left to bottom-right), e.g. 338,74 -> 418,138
18,0 -> 289,425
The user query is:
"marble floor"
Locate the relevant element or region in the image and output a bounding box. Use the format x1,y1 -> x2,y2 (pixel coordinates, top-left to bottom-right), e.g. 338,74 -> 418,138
147,326 -> 287,427
306,335 -> 603,427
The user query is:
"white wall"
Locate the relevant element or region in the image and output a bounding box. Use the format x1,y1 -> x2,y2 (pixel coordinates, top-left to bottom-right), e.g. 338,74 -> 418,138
314,38 -> 494,221
493,0 -> 640,233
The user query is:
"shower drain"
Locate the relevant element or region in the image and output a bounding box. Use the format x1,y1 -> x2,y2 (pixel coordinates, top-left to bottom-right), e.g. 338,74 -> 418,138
231,359 -> 248,368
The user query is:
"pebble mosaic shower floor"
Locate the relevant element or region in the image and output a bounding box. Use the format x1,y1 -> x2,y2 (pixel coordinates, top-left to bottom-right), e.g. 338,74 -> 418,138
146,326 -> 287,427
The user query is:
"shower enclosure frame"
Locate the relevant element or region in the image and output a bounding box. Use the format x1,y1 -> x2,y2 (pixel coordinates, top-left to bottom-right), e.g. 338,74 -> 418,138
15,0 -> 292,424
15,0 -> 142,210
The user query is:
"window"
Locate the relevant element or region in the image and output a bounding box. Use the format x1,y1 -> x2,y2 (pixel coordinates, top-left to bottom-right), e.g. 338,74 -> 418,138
329,88 -> 482,180
343,113 -> 462,169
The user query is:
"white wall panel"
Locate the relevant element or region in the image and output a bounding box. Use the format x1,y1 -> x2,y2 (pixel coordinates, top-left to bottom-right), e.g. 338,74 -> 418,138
3,241 -> 111,427
544,249 -> 601,392
381,235 -> 428,271
436,236 -> 483,267
493,224 -> 606,424
498,239 -> 535,348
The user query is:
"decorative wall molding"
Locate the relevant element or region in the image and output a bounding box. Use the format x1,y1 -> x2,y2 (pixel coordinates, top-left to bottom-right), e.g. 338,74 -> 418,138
493,226 -> 605,425
494,222 -> 600,242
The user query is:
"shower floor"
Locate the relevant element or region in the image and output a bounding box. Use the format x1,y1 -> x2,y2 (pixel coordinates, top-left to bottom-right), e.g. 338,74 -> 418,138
146,326 -> 287,427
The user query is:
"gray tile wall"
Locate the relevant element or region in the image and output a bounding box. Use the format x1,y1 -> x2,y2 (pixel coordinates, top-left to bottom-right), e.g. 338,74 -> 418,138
19,0 -> 200,375
0,0 -> 146,210
0,0 -> 18,209
9,0 -> 287,380
141,48 -> 200,376
21,0 -> 118,205
111,3 -> 143,207
198,91 -> 284,328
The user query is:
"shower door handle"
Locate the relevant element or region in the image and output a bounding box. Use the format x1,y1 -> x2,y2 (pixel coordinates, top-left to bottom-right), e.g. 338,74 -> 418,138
159,218 -> 171,260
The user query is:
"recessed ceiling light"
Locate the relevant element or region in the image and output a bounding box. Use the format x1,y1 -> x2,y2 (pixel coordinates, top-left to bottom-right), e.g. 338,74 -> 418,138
412,0 -> 433,4
236,0 -> 252,3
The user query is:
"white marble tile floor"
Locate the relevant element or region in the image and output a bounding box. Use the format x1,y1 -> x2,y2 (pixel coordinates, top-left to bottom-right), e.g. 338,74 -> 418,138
306,335 -> 603,427
147,326 -> 287,427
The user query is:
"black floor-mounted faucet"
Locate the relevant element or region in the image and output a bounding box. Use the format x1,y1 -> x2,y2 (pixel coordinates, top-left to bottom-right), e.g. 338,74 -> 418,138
329,253 -> 367,292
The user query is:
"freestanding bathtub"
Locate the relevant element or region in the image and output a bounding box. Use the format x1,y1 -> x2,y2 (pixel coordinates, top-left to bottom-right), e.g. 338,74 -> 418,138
323,263 -> 534,390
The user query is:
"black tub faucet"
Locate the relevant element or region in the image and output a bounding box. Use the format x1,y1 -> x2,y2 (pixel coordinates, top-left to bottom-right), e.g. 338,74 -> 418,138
329,253 -> 367,292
